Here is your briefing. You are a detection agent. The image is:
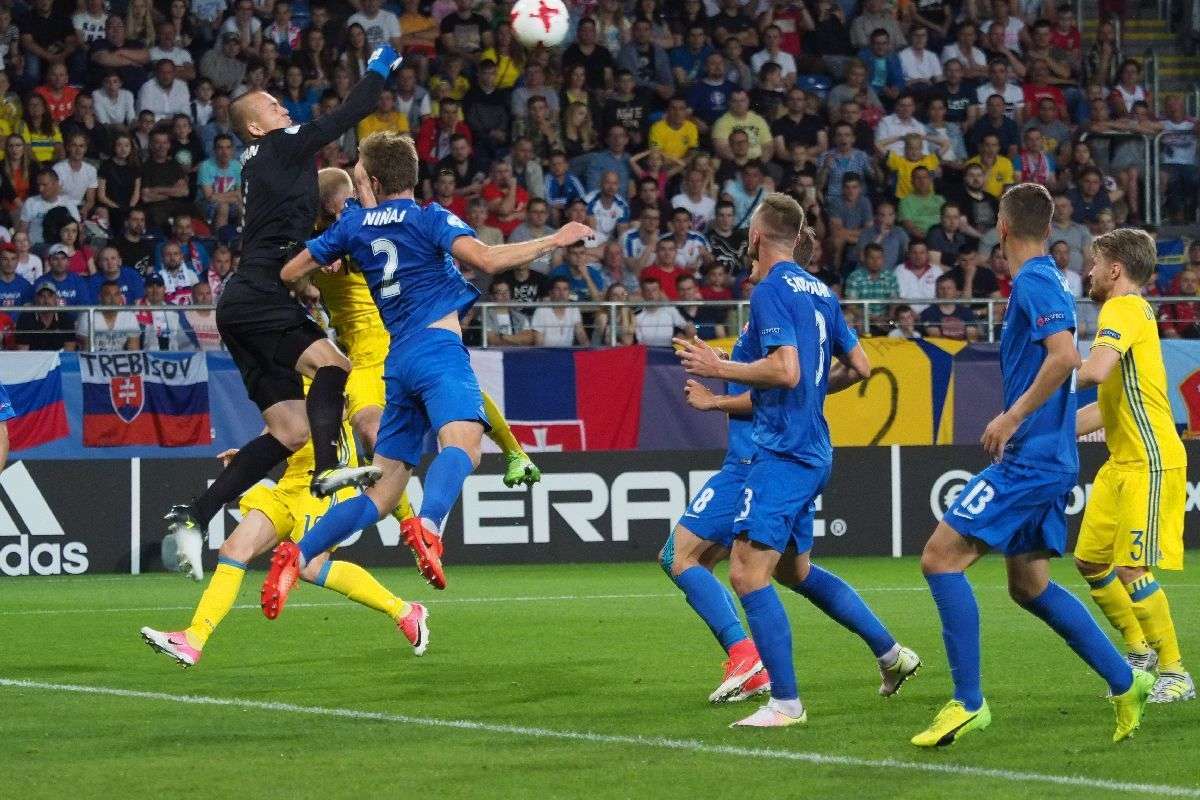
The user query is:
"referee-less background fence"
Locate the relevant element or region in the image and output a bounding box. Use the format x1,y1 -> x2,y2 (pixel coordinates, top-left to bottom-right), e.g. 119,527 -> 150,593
4,443 -> 1200,577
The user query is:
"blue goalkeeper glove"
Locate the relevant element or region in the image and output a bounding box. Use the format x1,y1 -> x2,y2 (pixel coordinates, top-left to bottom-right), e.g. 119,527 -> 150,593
366,44 -> 403,79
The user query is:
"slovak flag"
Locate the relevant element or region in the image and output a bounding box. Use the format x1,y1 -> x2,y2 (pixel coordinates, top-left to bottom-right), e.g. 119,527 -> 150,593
470,346 -> 647,451
0,352 -> 69,450
80,352 -> 211,447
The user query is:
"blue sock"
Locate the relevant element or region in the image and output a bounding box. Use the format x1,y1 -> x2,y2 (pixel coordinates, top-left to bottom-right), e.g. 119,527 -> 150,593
298,494 -> 381,562
1022,581 -> 1134,696
419,446 -> 474,528
674,566 -> 748,651
793,564 -> 896,658
926,572 -> 983,711
740,585 -> 797,701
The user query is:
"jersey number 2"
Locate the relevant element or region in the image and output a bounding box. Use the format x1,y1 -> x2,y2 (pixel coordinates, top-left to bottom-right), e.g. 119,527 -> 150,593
814,311 -> 827,386
373,238 -> 401,298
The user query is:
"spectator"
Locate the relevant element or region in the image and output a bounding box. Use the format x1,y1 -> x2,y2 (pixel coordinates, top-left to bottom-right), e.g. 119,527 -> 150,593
969,95 -> 1020,158
936,59 -> 977,127
138,59 -> 190,122
687,53 -> 738,128
114,211 -> 154,277
876,94 -> 930,157
139,127 -> 190,230
850,0 -> 906,49
712,0 -> 758,49
1066,167 -> 1112,234
980,0 -> 1028,53
563,17 -> 617,92
807,0 -> 855,74
639,238 -> 687,299
200,94 -> 241,159
751,25 -> 798,87
895,240 -> 943,310
845,242 -> 899,329
531,277 -> 588,347
1048,193 -> 1091,274
263,1 -> 302,56
1049,239 -> 1083,297
942,22 -> 988,82
206,244 -> 234,303
16,284 -> 77,351
965,133 -> 1015,199
157,215 -> 209,275
827,173 -> 873,269
1022,58 -> 1067,123
550,241 -> 607,302
0,245 -> 32,307
712,90 -> 774,162
857,28 -> 905,105
924,202 -> 976,269
21,0 -> 80,87
509,199 -> 554,274
583,126 -> 634,196
919,273 -> 978,339
635,276 -> 694,345
511,139 -> 547,200
618,18 -> 674,103
35,63 -> 81,125
661,207 -> 711,272
670,24 -> 714,89
435,133 -> 486,199
18,94 -> 65,165
946,162 -> 999,238
828,58 -> 883,117
1159,96 -> 1198,223
1023,97 -> 1070,160
34,245 -> 91,305
621,207 -> 663,275
417,100 -> 471,167
54,220 -> 95,277
149,20 -> 196,82
975,60 -> 1025,121
854,201 -> 909,269
156,241 -> 199,305
495,256 -> 548,306
888,303 -> 923,338
722,160 -> 771,230
943,249 -> 999,298
772,88 -> 829,172
584,170 -> 631,247
602,70 -> 653,150
73,0 -> 109,46
197,134 -> 241,232
898,167 -> 944,239
135,273 -> 181,350
1160,269 -> 1200,339
438,0 -> 490,60
925,97 -> 967,167
818,123 -> 875,201
676,273 -> 726,339
79,279 -> 140,351
899,26 -> 943,91
20,169 -> 79,248
219,0 -> 262,52
592,283 -> 636,346
52,135 -> 98,220
200,32 -> 247,95
707,200 -> 748,277
89,245 -> 144,304
482,280 -> 537,346
464,60 -> 510,160
89,16 -> 150,93
481,160 -> 529,240
671,168 -> 717,232
59,95 -> 109,162
888,133 -> 941,199
649,97 -> 699,161
981,18 -> 1026,80
525,96 -> 567,159
0,136 -> 38,221
182,280 -> 221,350
12,231 -> 43,284
700,262 -> 733,302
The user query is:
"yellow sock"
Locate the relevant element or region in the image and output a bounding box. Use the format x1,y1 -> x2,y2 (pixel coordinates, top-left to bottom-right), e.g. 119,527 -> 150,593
392,490 -> 415,522
318,560 -> 407,621
482,390 -> 523,456
1125,572 -> 1184,671
1083,566 -> 1149,653
184,559 -> 246,649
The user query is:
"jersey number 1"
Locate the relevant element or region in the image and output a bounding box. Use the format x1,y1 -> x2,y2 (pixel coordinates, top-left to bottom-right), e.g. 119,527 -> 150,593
373,238 -> 401,298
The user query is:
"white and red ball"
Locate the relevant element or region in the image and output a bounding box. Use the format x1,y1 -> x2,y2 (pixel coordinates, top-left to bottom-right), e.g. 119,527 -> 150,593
510,0 -> 570,49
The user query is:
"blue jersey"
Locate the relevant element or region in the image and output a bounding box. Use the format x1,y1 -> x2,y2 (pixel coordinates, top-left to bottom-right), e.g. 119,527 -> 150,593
89,267 -> 146,304
0,381 -> 13,421
745,262 -> 857,465
0,274 -> 32,307
307,198 -> 479,348
724,326 -> 755,468
999,255 -> 1078,473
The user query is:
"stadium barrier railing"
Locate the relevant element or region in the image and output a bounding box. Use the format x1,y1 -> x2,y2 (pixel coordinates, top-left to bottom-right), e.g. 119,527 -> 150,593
16,296 -> 1200,352
1078,130 -> 1158,226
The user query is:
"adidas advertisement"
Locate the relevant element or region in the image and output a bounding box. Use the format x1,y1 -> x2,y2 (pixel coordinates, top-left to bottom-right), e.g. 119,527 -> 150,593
5,443 -> 1200,575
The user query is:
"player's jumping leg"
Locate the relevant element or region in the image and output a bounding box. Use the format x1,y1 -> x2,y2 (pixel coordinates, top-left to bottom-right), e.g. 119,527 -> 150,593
912,522 -> 993,747
1008,552 -> 1153,741
1076,560 -> 1156,671
262,453 -> 412,618
301,554 -> 429,655
660,526 -> 768,704
728,537 -> 804,728
1120,567 -> 1194,703
143,511 -> 279,666
775,553 -> 920,696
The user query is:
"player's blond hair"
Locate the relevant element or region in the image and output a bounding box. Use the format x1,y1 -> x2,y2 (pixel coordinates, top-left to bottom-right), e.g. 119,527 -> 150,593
358,131 -> 419,195
753,192 -> 806,248
998,183 -> 1053,241
1092,228 -> 1157,287
316,167 -> 353,230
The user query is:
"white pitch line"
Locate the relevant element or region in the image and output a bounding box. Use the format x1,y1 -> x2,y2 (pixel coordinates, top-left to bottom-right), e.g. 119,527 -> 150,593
1,678 -> 1196,798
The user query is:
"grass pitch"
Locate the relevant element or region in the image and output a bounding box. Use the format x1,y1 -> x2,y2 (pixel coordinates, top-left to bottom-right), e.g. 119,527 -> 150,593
2,556 -> 1198,799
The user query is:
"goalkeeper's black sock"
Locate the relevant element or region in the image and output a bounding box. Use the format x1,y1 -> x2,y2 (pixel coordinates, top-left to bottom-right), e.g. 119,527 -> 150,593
307,365 -> 349,474
192,433 -> 294,526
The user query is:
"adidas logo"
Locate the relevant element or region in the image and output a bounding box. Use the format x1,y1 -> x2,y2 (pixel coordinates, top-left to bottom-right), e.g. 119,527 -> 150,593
0,462 -> 89,576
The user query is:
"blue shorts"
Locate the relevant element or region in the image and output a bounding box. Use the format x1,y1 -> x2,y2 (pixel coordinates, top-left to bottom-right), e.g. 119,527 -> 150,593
678,462 -> 751,549
375,328 -> 489,466
943,460 -> 1076,557
734,453 -> 831,555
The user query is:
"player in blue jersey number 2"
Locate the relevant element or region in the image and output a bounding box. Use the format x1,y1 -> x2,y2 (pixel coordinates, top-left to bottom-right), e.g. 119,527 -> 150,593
260,131 -> 592,615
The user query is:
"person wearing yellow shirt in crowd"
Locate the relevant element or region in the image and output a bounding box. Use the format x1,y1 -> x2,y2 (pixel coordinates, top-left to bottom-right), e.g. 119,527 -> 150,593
428,54 -> 470,103
711,89 -> 775,162
965,132 -> 1015,198
398,0 -> 438,68
887,132 -> 940,199
16,94 -> 64,164
356,87 -> 409,143
479,22 -> 524,90
648,96 -> 700,161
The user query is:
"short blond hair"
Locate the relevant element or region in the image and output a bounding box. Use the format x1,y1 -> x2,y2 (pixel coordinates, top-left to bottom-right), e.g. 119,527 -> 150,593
316,167 -> 353,229
1092,227 -> 1157,286
753,192 -> 806,247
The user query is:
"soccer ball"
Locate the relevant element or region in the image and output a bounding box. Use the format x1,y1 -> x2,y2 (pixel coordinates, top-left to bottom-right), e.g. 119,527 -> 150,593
510,0 -> 570,49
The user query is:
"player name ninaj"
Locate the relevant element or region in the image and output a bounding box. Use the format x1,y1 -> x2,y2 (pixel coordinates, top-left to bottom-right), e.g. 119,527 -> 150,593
362,207 -> 409,226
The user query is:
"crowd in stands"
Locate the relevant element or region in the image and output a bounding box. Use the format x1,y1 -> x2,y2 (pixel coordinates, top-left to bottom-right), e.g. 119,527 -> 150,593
0,0 -> 1196,351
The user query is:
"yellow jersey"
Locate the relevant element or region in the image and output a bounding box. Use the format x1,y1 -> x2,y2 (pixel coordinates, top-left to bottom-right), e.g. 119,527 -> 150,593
1092,295 -> 1187,471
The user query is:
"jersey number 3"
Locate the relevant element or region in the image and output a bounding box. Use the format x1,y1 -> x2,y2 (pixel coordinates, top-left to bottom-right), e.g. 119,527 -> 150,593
373,238 -> 401,298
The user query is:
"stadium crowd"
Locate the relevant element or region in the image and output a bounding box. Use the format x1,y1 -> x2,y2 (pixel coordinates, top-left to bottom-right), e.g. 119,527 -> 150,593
0,0 -> 1196,351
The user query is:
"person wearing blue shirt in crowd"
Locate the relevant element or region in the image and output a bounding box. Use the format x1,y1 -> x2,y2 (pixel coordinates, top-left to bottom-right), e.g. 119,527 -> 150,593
670,25 -> 715,87
543,151 -> 587,222
263,130 -> 594,615
549,240 -> 607,301
676,195 -> 918,728
687,53 -> 740,126
34,245 -> 93,307
88,244 -> 145,304
911,182 -> 1152,749
581,125 -> 633,195
0,245 -> 33,307
858,29 -> 905,105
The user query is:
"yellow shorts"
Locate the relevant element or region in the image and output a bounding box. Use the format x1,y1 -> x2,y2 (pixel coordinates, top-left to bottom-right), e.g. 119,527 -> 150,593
239,480 -> 356,546
1075,462 -> 1186,570
344,331 -> 387,422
